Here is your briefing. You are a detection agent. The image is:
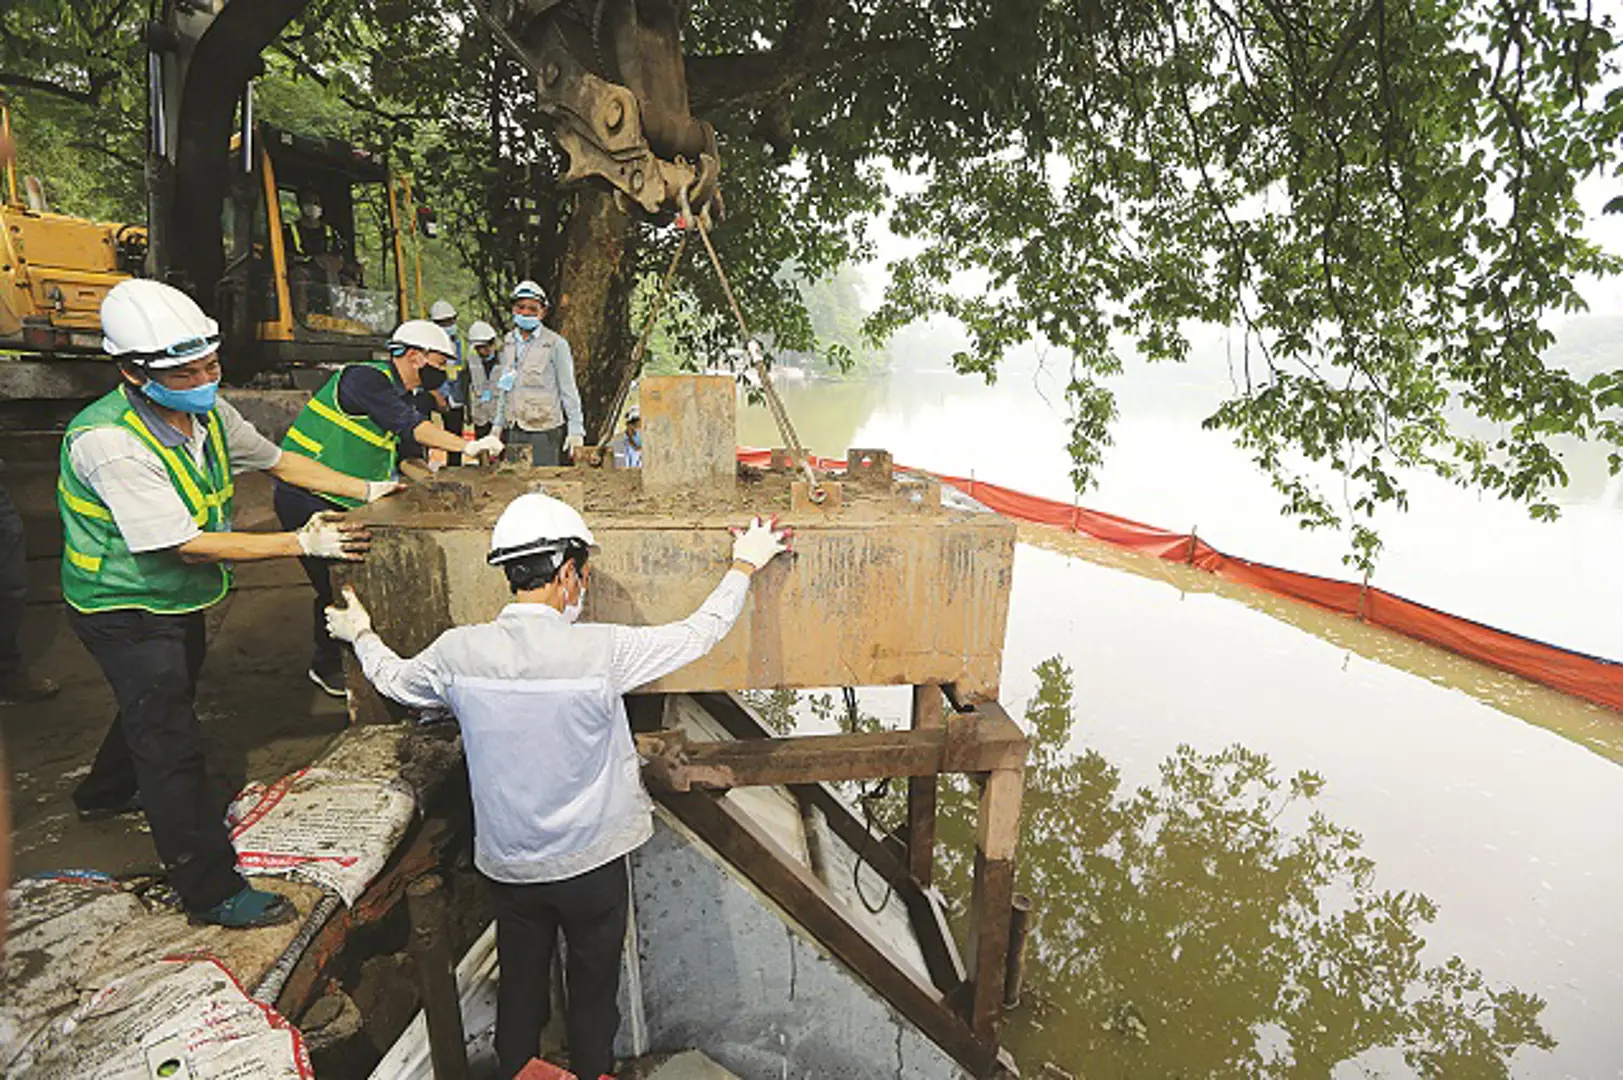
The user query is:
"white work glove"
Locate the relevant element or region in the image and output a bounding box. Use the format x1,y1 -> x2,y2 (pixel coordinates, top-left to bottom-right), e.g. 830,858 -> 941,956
730,515 -> 790,570
296,511 -> 370,561
465,434 -> 505,461
324,586 -> 374,644
364,479 -> 404,503
564,433 -> 584,455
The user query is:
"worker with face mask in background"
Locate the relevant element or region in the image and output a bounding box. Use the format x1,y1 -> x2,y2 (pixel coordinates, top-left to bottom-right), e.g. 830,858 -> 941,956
492,281 -> 585,466
610,411 -> 642,469
465,319 -> 502,438
325,494 -> 793,1079
60,279 -> 388,928
275,320 -> 506,696
283,188 -> 350,315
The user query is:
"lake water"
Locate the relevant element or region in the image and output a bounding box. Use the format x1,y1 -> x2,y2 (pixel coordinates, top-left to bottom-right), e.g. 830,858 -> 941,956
736,355 -> 1623,1079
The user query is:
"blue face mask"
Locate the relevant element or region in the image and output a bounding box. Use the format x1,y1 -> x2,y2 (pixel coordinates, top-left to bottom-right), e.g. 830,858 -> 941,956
142,377 -> 220,414
513,313 -> 542,333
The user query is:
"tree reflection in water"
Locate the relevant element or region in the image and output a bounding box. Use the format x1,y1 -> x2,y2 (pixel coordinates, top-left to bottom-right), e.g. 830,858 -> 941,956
749,662 -> 1557,1078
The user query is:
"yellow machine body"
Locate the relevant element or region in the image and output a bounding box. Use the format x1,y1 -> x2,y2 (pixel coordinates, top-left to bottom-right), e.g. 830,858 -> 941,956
0,204 -> 144,353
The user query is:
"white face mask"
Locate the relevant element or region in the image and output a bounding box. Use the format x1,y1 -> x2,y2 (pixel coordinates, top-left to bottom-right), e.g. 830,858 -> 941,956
301,202 -> 322,221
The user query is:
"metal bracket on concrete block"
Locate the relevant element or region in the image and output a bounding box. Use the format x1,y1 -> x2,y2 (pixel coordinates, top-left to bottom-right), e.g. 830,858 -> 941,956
846,448 -> 894,487
792,479 -> 842,513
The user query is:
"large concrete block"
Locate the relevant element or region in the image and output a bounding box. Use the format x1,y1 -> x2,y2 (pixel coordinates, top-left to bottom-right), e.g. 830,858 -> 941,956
340,467 -> 1014,700
640,375 -> 736,491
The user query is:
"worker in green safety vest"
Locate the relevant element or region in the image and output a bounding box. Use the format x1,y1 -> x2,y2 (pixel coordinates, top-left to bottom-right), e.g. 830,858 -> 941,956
275,320 -> 506,695
59,279 -> 402,930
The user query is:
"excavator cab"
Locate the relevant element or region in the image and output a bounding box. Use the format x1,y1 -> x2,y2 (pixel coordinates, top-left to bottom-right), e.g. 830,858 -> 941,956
222,123 -> 407,371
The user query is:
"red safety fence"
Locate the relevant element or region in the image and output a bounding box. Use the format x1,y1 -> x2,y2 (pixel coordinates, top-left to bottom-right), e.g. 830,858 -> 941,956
737,449 -> 1623,713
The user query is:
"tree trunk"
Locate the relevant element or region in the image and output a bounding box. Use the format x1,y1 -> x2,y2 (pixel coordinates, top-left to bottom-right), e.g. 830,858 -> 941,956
552,188 -> 637,444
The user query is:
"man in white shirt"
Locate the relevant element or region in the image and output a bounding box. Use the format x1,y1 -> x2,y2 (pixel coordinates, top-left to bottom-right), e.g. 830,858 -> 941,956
326,494 -> 791,1080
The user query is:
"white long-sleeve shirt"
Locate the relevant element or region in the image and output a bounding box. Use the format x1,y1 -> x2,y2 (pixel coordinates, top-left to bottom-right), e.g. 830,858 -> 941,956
353,569 -> 750,882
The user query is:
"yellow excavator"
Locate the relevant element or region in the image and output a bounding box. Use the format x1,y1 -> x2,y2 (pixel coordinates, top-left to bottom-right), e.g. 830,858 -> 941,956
0,99 -> 431,376
0,104 -> 149,357
0,0 -> 714,397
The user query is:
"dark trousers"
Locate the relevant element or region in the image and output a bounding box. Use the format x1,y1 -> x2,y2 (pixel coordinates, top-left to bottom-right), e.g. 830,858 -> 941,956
0,485 -> 26,675
444,406 -> 466,467
489,857 -> 628,1080
273,482 -> 340,678
504,424 -> 566,467
70,607 -> 245,912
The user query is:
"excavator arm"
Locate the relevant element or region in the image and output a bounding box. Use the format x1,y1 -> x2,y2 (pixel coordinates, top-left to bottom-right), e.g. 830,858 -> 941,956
487,0 -> 720,216
150,0 -> 715,303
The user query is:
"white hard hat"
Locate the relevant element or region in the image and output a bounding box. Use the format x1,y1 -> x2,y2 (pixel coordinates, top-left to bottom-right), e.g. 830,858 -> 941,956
429,299 -> 457,323
512,280 -> 548,304
101,279 -> 220,369
468,319 -> 499,344
390,319 -> 456,358
488,492 -> 596,566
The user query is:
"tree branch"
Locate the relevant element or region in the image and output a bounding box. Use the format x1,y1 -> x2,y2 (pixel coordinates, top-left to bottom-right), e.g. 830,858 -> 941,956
0,70 -> 115,106
269,44 -> 437,124
68,138 -> 142,173
687,0 -> 883,111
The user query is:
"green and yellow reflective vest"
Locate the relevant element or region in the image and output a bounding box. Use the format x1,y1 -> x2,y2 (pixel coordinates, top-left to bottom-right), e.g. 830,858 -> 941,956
280,361 -> 401,509
58,385 -> 234,615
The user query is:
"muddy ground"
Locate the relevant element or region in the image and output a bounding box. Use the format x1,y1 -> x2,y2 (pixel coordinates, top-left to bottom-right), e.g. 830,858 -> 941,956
2,465 -> 349,884
4,555 -> 349,882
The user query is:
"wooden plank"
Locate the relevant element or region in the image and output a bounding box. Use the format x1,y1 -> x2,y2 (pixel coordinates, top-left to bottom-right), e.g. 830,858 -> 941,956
638,723 -> 1027,791
693,693 -> 967,997
907,685 -> 944,887
274,817 -> 450,1019
912,885 -> 969,996
965,767 -> 1023,1041
660,790 -> 1002,1077
687,694 -> 914,877
976,766 -> 1024,863
966,849 -> 1016,1042
405,875 -> 469,1080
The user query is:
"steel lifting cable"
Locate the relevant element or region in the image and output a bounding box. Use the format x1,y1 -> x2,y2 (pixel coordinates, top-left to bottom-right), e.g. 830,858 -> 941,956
683,188 -> 827,503
841,686 -> 905,915
596,225 -> 692,446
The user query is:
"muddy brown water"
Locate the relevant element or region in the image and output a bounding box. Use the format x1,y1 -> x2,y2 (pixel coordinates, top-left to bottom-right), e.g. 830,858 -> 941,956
740,364 -> 1623,1079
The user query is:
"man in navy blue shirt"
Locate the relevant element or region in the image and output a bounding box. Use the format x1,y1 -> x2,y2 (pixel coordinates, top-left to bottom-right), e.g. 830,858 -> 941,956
275,322 -> 503,695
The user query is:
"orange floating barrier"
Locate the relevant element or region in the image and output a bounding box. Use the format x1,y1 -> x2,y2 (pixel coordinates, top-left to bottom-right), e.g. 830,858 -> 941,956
737,448 -> 1623,713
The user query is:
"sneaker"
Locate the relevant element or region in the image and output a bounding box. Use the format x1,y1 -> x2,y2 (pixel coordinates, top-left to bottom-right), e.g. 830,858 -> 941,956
75,792 -> 142,823
192,886 -> 297,929
0,671 -> 60,705
308,666 -> 345,698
